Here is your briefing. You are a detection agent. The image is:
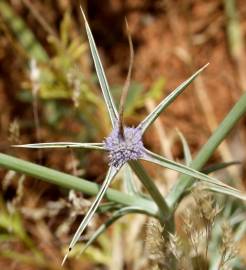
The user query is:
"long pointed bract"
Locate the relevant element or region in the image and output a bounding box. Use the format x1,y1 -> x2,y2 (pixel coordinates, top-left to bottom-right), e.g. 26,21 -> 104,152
142,149 -> 246,201
13,142 -> 105,150
138,63 -> 209,134
80,6 -> 118,126
62,165 -> 119,265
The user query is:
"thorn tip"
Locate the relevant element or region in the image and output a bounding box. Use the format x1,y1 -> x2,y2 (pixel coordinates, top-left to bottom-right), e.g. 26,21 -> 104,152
80,5 -> 87,23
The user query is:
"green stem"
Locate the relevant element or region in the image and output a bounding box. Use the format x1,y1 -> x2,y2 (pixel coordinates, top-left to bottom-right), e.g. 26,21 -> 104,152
166,92 -> 246,208
129,160 -> 171,223
0,153 -> 158,216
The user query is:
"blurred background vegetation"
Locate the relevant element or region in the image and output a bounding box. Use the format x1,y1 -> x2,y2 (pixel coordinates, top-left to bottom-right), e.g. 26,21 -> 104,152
0,0 -> 246,269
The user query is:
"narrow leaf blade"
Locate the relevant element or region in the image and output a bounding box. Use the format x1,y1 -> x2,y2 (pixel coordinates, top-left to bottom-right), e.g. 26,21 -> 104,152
138,63 -> 209,133
202,161 -> 240,174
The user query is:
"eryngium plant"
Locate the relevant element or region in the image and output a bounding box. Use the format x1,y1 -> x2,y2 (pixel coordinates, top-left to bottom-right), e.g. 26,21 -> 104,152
9,6 -> 246,265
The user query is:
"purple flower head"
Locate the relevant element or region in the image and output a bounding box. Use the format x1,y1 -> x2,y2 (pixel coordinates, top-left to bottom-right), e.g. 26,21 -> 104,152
104,125 -> 145,168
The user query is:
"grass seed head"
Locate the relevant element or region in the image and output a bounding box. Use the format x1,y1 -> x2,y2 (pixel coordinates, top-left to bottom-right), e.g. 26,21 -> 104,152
220,222 -> 238,264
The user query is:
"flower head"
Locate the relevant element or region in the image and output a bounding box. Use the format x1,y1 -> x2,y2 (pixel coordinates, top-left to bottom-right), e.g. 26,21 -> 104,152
104,125 -> 144,168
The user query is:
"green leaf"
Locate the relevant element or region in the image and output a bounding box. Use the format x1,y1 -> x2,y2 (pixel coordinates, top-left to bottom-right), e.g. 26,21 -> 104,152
13,142 -> 105,150
80,7 -> 118,126
166,92 -> 246,207
143,149 -> 246,201
202,161 -> 240,174
138,63 -> 209,134
62,166 -> 119,265
128,160 -> 171,219
0,153 -> 158,214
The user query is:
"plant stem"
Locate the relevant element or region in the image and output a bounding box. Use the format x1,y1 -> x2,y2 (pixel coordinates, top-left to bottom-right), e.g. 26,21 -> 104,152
166,92 -> 246,208
129,160 -> 172,226
0,153 -> 158,216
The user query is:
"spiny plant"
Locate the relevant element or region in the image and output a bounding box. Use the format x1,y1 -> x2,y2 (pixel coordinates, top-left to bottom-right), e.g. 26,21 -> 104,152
3,6 -> 246,266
